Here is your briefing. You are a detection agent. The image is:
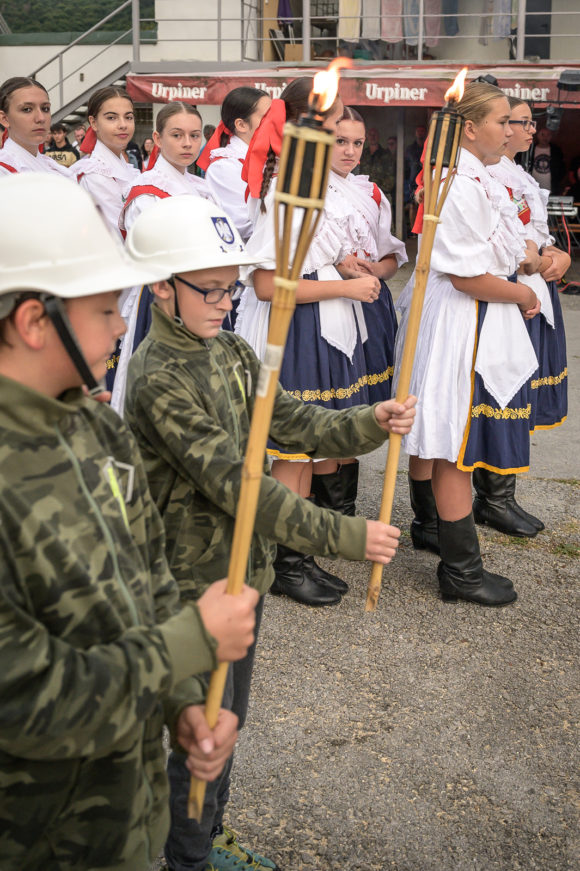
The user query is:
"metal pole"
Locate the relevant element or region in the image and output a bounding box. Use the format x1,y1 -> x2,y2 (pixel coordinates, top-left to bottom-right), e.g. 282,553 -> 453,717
417,0 -> 424,61
218,0 -> 222,62
59,54 -> 64,111
303,0 -> 311,62
132,0 -> 140,62
396,108 -> 404,240
516,0 -> 527,61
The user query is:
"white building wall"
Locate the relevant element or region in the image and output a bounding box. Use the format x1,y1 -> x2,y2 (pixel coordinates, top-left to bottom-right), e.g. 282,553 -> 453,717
0,0 -> 579,115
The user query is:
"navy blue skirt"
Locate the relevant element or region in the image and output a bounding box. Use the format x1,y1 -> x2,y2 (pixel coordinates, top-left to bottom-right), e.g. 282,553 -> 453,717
457,299 -> 532,474
132,285 -> 154,352
526,280 -> 567,431
361,279 -> 397,403
268,271 -> 371,460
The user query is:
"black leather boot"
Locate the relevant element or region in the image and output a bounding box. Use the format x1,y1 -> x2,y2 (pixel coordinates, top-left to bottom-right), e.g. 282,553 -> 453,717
311,469 -> 344,512
502,474 -> 544,531
340,461 -> 359,517
302,555 -> 349,594
473,469 -> 539,537
437,513 -> 517,606
409,475 -> 440,555
270,545 -> 341,606
310,462 -> 359,516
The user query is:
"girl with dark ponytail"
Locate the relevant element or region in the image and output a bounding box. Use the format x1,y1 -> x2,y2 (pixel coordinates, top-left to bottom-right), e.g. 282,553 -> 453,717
75,86 -> 140,239
237,79 -> 391,606
111,101 -> 217,414
306,107 -> 409,513
198,86 -> 270,240
0,76 -> 69,176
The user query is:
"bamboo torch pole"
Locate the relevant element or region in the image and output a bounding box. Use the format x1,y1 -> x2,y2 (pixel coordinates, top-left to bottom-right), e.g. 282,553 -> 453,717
187,59 -> 349,821
365,68 -> 468,613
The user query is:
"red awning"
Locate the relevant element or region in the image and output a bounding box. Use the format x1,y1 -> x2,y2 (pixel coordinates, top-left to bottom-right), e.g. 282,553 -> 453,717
126,64 -> 580,108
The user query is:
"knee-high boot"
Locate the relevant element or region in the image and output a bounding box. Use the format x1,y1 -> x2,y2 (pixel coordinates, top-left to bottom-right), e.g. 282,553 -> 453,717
311,461 -> 359,516
409,475 -> 440,555
473,469 -> 542,537
270,544 -> 341,606
437,513 -> 517,606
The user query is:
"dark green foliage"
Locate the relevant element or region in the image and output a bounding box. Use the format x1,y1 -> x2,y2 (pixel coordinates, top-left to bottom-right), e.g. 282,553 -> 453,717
0,1 -> 155,33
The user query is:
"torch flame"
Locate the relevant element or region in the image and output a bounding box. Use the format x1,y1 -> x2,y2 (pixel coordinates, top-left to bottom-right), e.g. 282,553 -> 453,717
310,57 -> 352,114
444,67 -> 468,105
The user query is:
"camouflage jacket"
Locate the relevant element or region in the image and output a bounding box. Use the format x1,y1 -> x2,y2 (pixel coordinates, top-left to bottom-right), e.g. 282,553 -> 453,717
124,305 -> 389,599
0,375 -> 218,871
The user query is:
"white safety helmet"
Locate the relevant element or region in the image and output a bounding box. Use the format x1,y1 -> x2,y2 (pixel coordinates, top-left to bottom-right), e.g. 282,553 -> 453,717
126,195 -> 261,274
0,174 -> 168,312
0,173 -> 168,394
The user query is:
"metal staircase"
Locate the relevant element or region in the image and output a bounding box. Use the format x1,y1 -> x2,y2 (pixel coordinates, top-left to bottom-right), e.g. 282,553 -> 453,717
29,0 -> 141,122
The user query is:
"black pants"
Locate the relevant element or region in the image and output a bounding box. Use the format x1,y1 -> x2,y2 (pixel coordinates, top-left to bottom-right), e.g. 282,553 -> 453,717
164,596 -> 265,871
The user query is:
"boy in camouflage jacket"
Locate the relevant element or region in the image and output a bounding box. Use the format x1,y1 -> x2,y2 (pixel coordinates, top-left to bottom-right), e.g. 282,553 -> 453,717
0,175 -> 258,871
124,196 -> 415,871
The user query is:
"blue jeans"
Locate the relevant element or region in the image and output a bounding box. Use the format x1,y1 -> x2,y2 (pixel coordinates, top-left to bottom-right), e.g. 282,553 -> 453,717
164,596 -> 265,871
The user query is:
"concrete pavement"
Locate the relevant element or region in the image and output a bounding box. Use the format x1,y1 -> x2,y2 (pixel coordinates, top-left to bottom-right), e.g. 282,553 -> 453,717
225,268 -> 579,870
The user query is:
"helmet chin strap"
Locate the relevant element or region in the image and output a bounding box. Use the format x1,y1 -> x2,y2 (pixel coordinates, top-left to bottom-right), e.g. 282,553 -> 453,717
168,276 -> 183,324
43,297 -> 103,396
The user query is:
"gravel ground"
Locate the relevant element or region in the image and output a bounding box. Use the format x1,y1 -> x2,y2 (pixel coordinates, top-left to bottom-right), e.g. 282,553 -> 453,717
223,278 -> 580,871
153,264 -> 579,871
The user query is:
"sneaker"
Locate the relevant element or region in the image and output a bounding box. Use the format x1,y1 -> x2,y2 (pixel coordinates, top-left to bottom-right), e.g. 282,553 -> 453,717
210,825 -> 279,870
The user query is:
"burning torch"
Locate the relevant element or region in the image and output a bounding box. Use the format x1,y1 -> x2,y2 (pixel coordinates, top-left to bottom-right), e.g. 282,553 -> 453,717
188,59 -> 349,820
365,67 -> 468,612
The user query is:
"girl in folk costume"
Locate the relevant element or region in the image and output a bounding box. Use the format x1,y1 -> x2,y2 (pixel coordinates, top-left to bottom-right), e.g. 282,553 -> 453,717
237,79 -> 383,606
75,86 -> 140,239
198,87 -> 271,240
112,101 -> 216,414
74,86 -> 140,391
310,106 -> 408,515
475,96 -> 569,533
0,77 -> 70,177
395,82 -> 542,607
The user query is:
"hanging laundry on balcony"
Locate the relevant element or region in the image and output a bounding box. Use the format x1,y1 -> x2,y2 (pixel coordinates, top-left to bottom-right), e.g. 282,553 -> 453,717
339,0 -> 362,40
479,0 -> 513,45
381,0 -> 404,44
442,0 -> 459,37
403,0 -> 441,47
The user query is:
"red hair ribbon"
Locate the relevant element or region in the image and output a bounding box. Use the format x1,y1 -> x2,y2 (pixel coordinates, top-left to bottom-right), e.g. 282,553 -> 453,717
241,99 -> 286,199
411,140 -> 428,236
145,144 -> 160,171
196,121 -> 232,172
80,127 -> 97,154
1,128 -> 8,147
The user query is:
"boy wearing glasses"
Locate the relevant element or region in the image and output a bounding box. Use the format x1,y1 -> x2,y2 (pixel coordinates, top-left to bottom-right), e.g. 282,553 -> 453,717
123,195 -> 415,871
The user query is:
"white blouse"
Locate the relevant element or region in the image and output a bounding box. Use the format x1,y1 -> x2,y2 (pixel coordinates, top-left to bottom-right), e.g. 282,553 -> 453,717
205,135 -> 252,241
76,140 -> 139,239
0,137 -> 70,177
487,155 -> 554,326
120,153 -> 214,234
328,171 -> 408,267
238,178 -> 369,362
395,149 -> 537,462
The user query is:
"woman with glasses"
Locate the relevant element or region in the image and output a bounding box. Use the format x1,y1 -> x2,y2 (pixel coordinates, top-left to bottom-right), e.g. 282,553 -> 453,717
111,101 -> 216,414
476,96 -> 569,534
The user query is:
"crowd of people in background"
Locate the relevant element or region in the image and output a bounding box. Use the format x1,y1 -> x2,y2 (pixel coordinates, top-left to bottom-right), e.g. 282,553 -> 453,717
36,110 -> 580,215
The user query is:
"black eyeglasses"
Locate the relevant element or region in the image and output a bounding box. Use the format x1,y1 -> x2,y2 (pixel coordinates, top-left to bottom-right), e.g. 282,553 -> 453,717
509,120 -> 537,131
172,274 -> 243,304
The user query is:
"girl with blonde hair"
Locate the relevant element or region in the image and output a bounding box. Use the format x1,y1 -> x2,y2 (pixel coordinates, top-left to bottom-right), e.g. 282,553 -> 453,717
397,82 -> 542,606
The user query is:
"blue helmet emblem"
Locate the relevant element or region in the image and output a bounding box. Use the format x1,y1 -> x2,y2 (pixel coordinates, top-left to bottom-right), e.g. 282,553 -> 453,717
211,216 -> 235,244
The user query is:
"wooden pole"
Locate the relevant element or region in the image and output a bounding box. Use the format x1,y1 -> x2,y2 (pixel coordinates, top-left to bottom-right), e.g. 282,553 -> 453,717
365,109 -> 463,612
188,120 -> 334,820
